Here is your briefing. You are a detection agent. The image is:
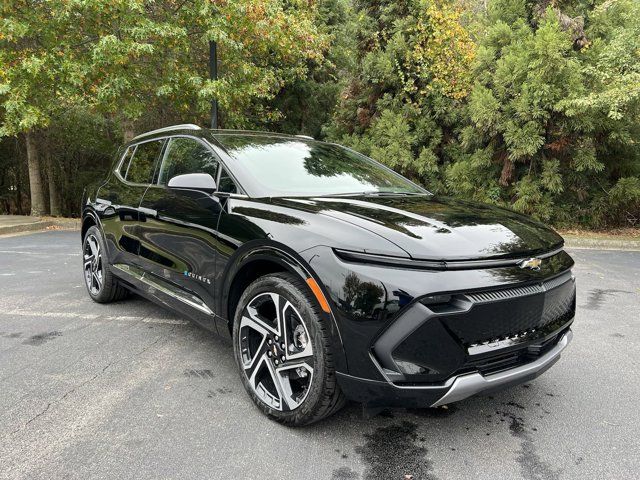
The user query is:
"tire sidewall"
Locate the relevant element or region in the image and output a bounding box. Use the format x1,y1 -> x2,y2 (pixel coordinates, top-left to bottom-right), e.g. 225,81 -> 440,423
232,274 -> 328,425
82,225 -> 111,303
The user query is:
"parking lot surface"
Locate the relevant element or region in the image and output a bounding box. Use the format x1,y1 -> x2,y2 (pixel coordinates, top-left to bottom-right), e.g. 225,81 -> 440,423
0,230 -> 638,479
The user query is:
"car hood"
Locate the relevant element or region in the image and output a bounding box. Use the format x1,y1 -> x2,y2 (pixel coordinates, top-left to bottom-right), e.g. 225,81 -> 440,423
272,195 -> 563,261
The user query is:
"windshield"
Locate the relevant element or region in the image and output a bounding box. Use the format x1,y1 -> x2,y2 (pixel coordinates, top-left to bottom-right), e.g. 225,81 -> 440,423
215,135 -> 427,197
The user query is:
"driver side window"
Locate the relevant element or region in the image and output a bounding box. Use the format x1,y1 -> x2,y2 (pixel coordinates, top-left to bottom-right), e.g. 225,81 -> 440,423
158,137 -> 219,186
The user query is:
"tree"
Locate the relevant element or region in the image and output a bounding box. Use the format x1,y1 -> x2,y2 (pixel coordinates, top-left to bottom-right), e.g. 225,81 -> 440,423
76,0 -> 328,133
2,0 -> 638,227
0,1 -> 87,214
325,0 -> 476,190
1,0 -> 327,214
268,0 -> 357,137
559,0 -> 640,225
453,0 -> 640,226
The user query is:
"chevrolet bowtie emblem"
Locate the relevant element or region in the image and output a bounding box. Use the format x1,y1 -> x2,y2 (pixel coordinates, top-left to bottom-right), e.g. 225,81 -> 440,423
520,257 -> 542,270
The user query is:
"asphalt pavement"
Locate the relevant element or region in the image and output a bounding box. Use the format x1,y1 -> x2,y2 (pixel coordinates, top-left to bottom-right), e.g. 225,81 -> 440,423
0,230 -> 638,480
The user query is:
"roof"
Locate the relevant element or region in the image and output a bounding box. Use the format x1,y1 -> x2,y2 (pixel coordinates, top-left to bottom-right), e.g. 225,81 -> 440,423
130,124 -> 314,143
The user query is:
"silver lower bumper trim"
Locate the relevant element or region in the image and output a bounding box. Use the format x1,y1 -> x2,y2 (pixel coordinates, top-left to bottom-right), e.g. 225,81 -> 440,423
431,330 -> 573,407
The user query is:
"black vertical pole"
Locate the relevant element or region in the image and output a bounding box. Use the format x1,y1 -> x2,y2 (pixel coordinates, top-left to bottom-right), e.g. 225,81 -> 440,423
209,40 -> 218,129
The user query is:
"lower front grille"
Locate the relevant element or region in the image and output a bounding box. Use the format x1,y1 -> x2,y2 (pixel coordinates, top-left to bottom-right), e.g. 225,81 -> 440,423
464,331 -> 562,376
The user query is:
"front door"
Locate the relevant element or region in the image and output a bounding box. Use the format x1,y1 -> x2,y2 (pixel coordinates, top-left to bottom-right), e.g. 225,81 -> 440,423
137,136 -> 225,330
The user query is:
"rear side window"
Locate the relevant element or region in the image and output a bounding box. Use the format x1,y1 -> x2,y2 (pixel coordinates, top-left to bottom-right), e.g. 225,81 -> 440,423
157,137 -> 219,185
125,139 -> 164,184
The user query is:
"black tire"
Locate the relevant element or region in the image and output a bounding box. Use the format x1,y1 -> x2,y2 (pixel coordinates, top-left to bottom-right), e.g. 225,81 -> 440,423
82,225 -> 129,303
233,272 -> 345,426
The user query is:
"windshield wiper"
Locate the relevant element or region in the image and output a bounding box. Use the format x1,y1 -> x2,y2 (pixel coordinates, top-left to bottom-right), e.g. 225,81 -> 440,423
317,191 -> 428,198
373,191 -> 428,196
315,192 -> 374,197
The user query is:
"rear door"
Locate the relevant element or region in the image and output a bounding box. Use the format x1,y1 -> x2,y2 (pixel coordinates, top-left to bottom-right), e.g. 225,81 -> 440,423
136,136 -> 229,329
98,138 -> 166,267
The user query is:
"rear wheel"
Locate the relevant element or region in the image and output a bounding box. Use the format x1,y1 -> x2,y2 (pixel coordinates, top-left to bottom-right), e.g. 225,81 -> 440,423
82,225 -> 129,303
233,272 -> 345,426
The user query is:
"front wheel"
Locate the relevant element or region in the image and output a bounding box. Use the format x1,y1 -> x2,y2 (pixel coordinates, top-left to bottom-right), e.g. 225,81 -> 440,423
233,273 -> 345,426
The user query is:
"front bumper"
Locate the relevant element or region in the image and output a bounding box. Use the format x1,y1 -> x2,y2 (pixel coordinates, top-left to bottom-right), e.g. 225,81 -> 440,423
337,330 -> 572,408
303,245 -> 576,406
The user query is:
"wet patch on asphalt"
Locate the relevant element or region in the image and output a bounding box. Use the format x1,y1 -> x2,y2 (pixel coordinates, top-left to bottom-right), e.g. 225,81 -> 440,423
505,401 -> 526,410
22,331 -> 62,346
207,387 -> 233,397
355,421 -> 436,480
331,466 -> 360,479
493,403 -> 560,480
2,332 -> 22,338
582,289 -> 631,310
183,369 -> 215,379
334,448 -> 349,459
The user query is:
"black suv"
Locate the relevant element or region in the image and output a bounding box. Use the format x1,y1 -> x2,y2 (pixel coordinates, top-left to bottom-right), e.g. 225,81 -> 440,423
81,124 -> 575,425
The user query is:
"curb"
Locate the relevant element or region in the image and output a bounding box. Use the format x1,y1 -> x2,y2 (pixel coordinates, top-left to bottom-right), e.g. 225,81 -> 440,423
563,236 -> 640,252
0,218 -> 80,236
0,220 -> 56,236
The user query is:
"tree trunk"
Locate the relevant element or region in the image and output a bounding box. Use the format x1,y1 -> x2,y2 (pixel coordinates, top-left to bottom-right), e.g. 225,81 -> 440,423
499,152 -> 514,187
45,150 -> 62,216
122,119 -> 135,143
25,131 -> 46,217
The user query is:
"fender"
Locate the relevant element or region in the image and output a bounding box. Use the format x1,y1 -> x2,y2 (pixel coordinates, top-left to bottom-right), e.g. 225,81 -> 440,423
80,148 -> 117,245
217,239 -> 349,374
81,205 -> 103,240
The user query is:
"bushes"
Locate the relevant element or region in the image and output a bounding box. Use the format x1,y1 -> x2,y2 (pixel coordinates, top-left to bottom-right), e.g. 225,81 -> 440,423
326,0 -> 640,228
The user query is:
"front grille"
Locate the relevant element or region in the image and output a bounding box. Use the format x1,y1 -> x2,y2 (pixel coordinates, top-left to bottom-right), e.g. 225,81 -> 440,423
543,273 -> 572,291
466,284 -> 542,303
383,273 -> 576,383
445,274 -> 575,345
466,350 -> 522,374
464,272 -> 572,305
541,279 -> 575,325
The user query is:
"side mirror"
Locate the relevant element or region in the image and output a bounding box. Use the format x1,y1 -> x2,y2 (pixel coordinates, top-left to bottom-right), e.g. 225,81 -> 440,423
167,173 -> 217,193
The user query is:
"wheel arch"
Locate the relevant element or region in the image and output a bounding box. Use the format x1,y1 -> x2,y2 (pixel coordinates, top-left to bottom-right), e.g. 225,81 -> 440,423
81,209 -> 101,244
219,241 -> 348,373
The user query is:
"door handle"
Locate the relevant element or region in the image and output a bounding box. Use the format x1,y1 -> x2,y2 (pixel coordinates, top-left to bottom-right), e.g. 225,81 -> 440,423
138,207 -> 158,220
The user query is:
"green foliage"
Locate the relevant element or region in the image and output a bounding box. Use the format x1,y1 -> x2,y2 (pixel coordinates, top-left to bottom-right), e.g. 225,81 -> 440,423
268,0 -> 356,137
0,0 -> 328,215
328,0 -> 640,228
461,0 -> 640,227
0,0 -> 638,227
0,0 -> 327,134
325,0 -> 476,193
606,177 -> 640,225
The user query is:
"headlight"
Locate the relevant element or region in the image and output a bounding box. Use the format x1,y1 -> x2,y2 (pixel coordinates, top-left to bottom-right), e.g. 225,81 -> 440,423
333,248 -> 446,270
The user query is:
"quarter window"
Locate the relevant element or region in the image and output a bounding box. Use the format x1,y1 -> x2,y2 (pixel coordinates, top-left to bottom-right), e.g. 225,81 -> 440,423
117,146 -> 136,178
158,137 -> 219,185
218,168 -> 238,194
126,139 -> 164,184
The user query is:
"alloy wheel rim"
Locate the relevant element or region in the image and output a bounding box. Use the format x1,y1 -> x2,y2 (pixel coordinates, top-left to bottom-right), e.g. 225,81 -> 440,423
83,234 -> 103,295
239,292 -> 314,411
